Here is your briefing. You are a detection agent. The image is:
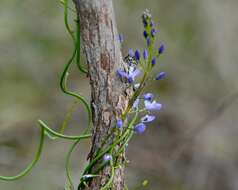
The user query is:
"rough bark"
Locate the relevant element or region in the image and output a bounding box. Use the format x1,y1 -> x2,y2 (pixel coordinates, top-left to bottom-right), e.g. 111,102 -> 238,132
73,0 -> 131,189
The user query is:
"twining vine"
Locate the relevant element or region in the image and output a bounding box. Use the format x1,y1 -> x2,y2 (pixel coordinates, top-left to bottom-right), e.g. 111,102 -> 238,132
0,1 -> 166,190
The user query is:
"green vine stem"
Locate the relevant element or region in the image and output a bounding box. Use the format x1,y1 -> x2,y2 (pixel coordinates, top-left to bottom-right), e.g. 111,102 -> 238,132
62,0 -> 88,74
0,124 -> 45,181
65,138 -> 81,189
0,0 -> 92,185
38,120 -> 91,140
60,100 -> 79,134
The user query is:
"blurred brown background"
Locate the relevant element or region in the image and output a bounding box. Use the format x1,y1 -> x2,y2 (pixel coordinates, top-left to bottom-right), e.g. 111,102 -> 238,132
1,0 -> 238,189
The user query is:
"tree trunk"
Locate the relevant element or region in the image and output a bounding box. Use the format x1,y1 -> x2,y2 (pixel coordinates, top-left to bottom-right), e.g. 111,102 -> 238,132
73,0 -> 131,189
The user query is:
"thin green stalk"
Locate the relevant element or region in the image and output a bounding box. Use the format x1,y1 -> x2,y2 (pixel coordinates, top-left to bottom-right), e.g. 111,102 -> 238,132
0,126 -> 45,181
38,120 -> 91,140
100,156 -> 115,190
63,0 -> 88,74
60,100 -> 79,134
78,111 -> 139,189
93,162 -> 108,175
64,0 -> 75,41
116,130 -> 134,159
65,138 -> 81,189
59,0 -> 92,135
124,184 -> 129,190
59,43 -> 92,133
76,19 -> 88,74
59,0 -> 76,13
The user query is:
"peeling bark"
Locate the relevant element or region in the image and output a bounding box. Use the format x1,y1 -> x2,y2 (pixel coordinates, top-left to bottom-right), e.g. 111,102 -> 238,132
73,0 -> 132,189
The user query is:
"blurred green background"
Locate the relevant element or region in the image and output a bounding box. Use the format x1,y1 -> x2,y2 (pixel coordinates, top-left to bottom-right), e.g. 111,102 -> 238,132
1,0 -> 238,189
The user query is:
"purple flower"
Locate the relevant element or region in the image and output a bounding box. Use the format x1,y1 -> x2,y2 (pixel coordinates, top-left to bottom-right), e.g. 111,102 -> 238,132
134,123 -> 146,134
128,49 -> 134,57
132,98 -> 140,109
128,67 -> 141,83
103,154 -> 112,162
151,57 -> 156,66
143,31 -> 148,38
143,49 -> 148,59
116,119 -> 123,129
117,67 -> 141,83
158,44 -> 165,54
146,38 -> 151,46
135,50 -> 141,61
141,115 -> 156,123
117,70 -> 128,78
144,100 -> 162,111
118,34 -> 124,43
150,21 -> 155,27
143,19 -> 148,27
143,93 -> 154,101
155,72 -> 166,80
151,28 -> 156,37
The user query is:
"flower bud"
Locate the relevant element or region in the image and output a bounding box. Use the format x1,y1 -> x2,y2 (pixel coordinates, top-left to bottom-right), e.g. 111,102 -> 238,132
151,57 -> 156,66
143,49 -> 148,59
103,154 -> 112,162
135,50 -> 141,61
155,72 -> 166,80
134,123 -> 146,134
158,44 -> 165,54
116,119 -> 123,129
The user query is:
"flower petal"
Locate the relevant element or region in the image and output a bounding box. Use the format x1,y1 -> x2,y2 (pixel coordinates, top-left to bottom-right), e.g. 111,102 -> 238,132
151,28 -> 156,37
117,69 -> 129,78
128,49 -> 134,57
103,154 -> 112,162
151,57 -> 157,66
135,50 -> 141,60
155,72 -> 166,80
130,69 -> 141,79
144,100 -> 162,111
141,115 -> 156,123
143,31 -> 148,38
143,93 -> 154,101
134,123 -> 146,134
116,119 -> 123,129
143,49 -> 148,59
158,44 -> 165,54
133,98 -> 140,109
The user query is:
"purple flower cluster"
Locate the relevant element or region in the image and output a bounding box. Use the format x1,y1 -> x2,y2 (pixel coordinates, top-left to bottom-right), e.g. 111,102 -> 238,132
117,66 -> 141,84
133,93 -> 162,134
116,10 -> 166,135
142,10 -> 157,46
